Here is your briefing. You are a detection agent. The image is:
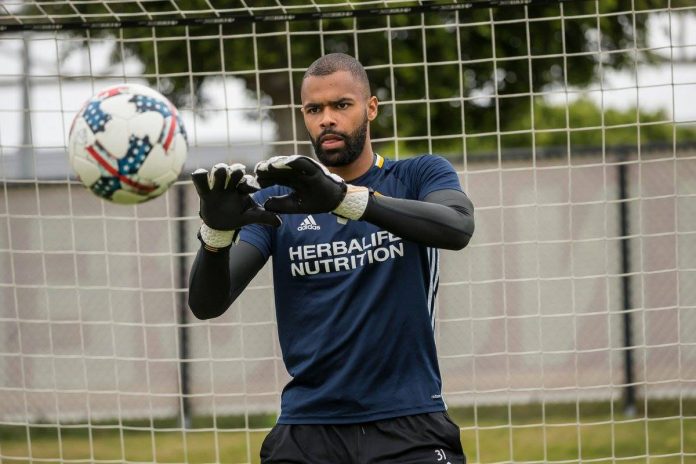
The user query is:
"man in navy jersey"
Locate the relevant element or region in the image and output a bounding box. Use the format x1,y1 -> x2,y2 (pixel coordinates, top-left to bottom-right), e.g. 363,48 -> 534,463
189,53 -> 474,463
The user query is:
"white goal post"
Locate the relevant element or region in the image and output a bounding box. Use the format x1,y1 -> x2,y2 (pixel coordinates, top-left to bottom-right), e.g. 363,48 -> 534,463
0,1 -> 695,463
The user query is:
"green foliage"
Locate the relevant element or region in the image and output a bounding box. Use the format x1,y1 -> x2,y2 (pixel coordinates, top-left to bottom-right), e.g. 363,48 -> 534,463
377,98 -> 696,158
472,97 -> 695,153
530,97 -> 695,147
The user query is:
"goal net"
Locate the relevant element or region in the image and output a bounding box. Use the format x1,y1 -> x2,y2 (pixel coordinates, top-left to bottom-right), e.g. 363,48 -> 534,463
1,1 -> 695,463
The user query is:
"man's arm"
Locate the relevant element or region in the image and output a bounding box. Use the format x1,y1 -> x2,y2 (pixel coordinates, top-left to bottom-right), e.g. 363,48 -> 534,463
188,163 -> 280,320
361,189 -> 474,250
188,241 -> 267,320
255,155 -> 474,250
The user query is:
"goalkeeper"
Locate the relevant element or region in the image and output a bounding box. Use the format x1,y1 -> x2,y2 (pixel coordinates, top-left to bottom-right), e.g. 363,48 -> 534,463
189,53 -> 474,463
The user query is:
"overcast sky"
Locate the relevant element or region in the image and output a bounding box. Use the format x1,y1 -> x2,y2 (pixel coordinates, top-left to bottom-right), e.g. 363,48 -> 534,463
0,11 -> 693,152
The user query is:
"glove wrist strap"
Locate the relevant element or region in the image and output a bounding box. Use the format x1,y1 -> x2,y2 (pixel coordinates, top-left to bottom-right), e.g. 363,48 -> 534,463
199,224 -> 238,251
333,185 -> 370,221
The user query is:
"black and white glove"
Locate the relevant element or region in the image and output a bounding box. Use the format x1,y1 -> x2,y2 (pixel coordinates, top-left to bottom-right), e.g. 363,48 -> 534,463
255,155 -> 371,220
191,163 -> 280,250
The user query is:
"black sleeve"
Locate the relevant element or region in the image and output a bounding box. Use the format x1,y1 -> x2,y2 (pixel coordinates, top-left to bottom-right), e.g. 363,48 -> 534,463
360,188 -> 474,250
188,240 -> 267,320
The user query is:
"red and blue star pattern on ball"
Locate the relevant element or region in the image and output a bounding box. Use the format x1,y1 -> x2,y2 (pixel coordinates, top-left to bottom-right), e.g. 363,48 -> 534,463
84,141 -> 157,200
83,100 -> 112,134
91,176 -> 122,199
132,94 -> 173,119
130,94 -> 184,150
118,135 -> 153,175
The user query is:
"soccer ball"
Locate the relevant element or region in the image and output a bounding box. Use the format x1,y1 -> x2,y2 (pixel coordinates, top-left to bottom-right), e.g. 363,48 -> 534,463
68,83 -> 188,204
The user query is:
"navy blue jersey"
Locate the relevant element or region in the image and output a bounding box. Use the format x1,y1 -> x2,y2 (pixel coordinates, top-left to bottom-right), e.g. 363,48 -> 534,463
239,154 -> 462,424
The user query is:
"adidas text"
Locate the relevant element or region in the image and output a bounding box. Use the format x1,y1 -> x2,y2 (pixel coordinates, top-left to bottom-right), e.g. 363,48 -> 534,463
298,215 -> 321,231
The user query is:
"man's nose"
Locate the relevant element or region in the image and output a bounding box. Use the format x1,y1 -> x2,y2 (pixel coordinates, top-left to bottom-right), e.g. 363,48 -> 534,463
320,108 -> 337,128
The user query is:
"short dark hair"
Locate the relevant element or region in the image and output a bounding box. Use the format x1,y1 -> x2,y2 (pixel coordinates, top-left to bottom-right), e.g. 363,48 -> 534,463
303,53 -> 371,98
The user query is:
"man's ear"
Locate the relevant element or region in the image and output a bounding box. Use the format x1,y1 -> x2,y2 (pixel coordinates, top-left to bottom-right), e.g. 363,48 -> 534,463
367,96 -> 378,121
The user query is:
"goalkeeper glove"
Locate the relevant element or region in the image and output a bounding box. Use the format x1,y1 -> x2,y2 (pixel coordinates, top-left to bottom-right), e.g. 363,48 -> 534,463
191,163 -> 281,250
255,155 -> 371,220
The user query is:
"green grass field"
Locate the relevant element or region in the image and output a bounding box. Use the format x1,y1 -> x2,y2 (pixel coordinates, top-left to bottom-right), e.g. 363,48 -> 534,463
1,400 -> 695,463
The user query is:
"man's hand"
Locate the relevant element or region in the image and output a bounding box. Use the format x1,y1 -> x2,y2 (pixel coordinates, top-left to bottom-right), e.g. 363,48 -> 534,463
255,155 -> 347,214
192,163 -> 280,249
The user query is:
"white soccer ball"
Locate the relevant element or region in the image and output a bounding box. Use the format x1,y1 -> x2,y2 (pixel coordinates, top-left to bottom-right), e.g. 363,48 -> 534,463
68,83 -> 188,204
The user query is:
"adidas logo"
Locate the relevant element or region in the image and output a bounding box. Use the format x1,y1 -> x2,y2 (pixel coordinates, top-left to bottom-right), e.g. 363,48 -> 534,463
297,215 -> 321,231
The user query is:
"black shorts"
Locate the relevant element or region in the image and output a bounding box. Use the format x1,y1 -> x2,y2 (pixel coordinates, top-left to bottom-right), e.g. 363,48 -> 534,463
260,411 -> 466,464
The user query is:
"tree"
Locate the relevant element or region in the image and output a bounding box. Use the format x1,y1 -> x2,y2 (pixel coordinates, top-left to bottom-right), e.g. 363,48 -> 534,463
460,97 -> 696,155
44,0 -> 678,154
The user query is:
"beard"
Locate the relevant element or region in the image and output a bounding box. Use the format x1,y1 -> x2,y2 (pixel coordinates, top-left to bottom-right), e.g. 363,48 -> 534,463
311,116 -> 368,167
